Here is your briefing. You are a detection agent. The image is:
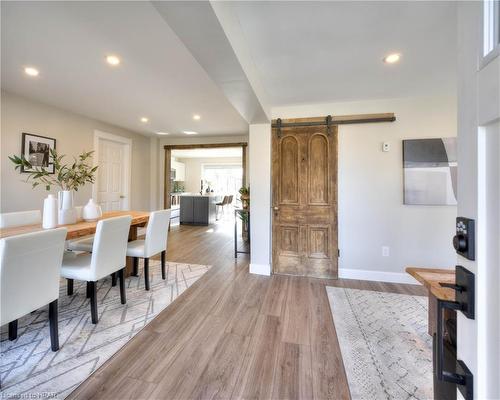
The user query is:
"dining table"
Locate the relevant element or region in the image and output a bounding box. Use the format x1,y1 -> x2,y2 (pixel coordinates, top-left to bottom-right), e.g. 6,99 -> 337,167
0,210 -> 150,277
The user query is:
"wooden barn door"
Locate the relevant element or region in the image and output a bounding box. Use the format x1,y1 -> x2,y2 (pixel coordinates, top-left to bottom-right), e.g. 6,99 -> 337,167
272,123 -> 338,279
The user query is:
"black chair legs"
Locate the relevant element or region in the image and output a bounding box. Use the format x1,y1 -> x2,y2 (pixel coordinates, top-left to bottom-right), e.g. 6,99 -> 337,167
118,268 -> 126,304
161,251 -> 166,280
9,301 -> 59,351
111,272 -> 117,287
89,281 -> 98,324
144,258 -> 150,291
67,279 -> 74,295
49,299 -> 59,351
8,320 -> 17,341
132,257 -> 139,276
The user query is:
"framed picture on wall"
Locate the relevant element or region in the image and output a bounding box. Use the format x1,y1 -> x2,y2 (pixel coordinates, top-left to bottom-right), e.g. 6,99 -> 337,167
21,132 -> 56,174
403,138 -> 457,205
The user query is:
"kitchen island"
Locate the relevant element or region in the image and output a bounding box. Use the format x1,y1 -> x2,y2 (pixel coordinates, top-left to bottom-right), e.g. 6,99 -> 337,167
179,194 -> 221,225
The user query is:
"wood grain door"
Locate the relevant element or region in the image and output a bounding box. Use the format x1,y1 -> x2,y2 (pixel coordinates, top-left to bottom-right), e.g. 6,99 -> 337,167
272,125 -> 338,279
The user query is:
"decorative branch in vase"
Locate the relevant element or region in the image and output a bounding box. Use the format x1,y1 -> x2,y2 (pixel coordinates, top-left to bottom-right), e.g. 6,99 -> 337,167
9,149 -> 98,225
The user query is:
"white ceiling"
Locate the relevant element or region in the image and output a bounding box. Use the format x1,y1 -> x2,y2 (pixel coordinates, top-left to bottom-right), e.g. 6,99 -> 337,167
1,1 -> 249,137
1,1 -> 458,135
172,147 -> 243,159
233,1 -> 457,106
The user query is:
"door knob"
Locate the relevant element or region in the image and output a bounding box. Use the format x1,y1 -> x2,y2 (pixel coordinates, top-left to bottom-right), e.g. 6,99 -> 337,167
273,206 -> 279,211
120,195 -> 126,199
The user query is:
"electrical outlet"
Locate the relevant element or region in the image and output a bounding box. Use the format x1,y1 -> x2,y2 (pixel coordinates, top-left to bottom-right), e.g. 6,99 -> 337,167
382,246 -> 390,257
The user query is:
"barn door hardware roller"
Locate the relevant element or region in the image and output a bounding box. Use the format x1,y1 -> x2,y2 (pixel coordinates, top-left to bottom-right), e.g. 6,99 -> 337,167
274,115 -> 333,138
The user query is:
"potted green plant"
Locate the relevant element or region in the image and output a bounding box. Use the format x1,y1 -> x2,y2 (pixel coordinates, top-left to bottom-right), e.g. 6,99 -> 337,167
239,186 -> 250,209
9,149 -> 98,224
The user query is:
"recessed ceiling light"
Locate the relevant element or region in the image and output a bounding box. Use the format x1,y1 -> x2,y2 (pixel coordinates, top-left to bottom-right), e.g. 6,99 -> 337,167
156,131 -> 169,135
183,131 -> 198,135
193,114 -> 201,120
24,67 -> 39,77
140,117 -> 149,123
106,55 -> 121,66
383,53 -> 401,64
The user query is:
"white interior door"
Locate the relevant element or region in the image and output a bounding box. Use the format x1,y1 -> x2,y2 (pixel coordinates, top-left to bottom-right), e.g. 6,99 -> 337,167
94,131 -> 131,212
457,2 -> 500,399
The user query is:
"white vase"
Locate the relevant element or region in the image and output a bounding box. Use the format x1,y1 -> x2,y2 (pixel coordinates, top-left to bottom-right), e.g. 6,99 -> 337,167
82,199 -> 102,221
42,194 -> 58,229
58,190 -> 77,225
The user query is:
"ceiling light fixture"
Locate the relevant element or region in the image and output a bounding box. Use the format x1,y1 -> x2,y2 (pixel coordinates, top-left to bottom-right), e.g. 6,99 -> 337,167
140,117 -> 149,123
183,131 -> 198,135
106,55 -> 121,66
193,114 -> 201,120
24,67 -> 39,77
383,53 -> 401,64
156,131 -> 169,135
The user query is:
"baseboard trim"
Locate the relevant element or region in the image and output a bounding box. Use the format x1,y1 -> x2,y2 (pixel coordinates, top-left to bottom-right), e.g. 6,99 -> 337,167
339,268 -> 420,285
249,263 -> 271,276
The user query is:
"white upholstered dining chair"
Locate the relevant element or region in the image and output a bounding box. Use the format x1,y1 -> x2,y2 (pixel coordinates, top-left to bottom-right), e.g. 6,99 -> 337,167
1,227 -> 67,351
70,210 -> 171,291
61,215 -> 131,324
126,209 -> 171,290
0,210 -> 42,229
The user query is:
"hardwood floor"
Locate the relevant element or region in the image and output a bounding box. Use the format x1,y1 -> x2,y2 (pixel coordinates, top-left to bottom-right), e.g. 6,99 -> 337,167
69,218 -> 426,400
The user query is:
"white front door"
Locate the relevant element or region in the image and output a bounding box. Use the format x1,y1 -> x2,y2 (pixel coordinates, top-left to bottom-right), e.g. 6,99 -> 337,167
94,131 -> 131,212
457,2 -> 500,399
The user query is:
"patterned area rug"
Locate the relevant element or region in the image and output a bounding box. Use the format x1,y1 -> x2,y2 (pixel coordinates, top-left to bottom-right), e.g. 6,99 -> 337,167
0,260 -> 211,399
326,287 -> 432,400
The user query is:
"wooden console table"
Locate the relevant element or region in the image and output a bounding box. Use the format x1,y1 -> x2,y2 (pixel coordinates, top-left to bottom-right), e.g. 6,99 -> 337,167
406,267 -> 456,336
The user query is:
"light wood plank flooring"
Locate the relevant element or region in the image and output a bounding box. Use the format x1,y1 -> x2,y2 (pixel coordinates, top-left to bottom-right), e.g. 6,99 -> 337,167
69,219 -> 425,400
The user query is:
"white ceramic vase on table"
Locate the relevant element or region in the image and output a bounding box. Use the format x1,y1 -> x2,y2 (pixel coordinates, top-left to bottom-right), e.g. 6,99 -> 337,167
82,199 -> 102,221
58,190 -> 77,225
42,194 -> 58,229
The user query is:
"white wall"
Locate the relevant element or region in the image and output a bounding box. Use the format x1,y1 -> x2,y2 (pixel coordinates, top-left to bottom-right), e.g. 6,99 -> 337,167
177,157 -> 242,193
272,94 -> 458,283
1,91 -> 151,212
249,123 -> 272,275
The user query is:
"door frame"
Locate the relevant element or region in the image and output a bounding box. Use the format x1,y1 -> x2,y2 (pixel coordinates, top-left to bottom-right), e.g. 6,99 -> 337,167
163,142 -> 248,209
93,130 -> 132,211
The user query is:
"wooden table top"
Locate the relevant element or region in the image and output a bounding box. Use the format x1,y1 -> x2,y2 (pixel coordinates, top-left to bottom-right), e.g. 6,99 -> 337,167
406,267 -> 456,301
0,210 -> 149,240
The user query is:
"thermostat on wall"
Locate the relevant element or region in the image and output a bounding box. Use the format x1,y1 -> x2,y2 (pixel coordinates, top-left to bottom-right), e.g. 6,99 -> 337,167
382,142 -> 390,152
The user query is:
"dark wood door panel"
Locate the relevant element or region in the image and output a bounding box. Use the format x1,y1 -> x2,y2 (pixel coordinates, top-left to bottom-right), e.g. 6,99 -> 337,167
272,125 -> 338,279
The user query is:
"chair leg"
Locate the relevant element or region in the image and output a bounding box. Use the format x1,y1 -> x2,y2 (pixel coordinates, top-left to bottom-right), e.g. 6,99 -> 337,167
49,299 -> 59,351
161,251 -> 166,280
111,272 -> 117,287
8,320 -> 17,341
118,268 -> 126,304
89,281 -> 98,324
133,257 -> 139,277
67,279 -> 74,296
86,281 -> 91,298
144,258 -> 150,291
